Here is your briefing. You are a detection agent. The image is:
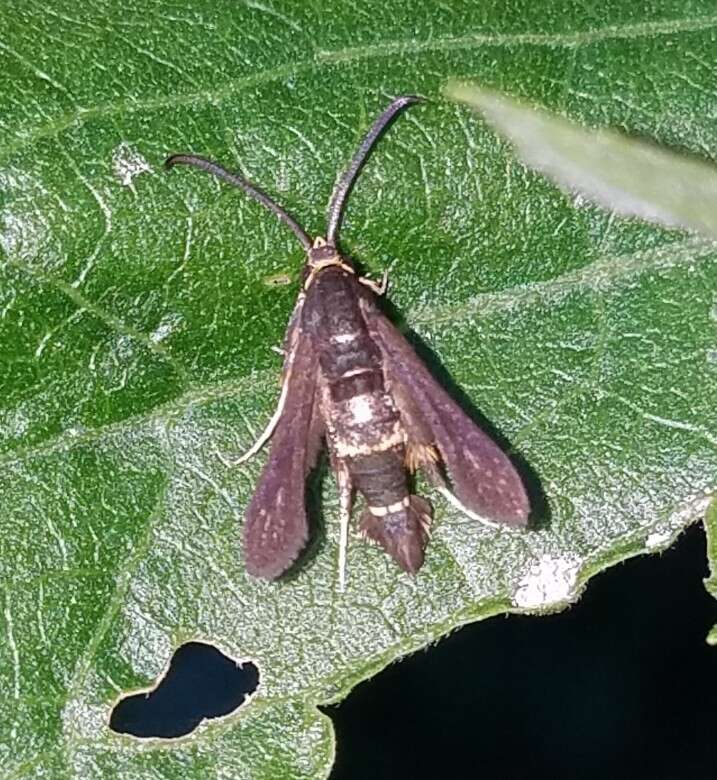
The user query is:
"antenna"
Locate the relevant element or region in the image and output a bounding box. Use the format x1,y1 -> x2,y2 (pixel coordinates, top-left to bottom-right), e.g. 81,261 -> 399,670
325,95 -> 422,246
165,154 -> 312,251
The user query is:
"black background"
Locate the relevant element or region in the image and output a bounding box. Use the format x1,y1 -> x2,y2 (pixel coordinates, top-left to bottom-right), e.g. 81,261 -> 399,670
329,524 -> 716,779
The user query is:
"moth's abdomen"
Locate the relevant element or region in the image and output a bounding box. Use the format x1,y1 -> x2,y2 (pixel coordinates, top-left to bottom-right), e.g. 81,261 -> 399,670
348,447 -> 407,509
329,381 -> 404,458
349,448 -> 432,574
359,495 -> 432,574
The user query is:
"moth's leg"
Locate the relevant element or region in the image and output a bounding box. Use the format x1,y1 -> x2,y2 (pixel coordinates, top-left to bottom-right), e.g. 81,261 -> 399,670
434,484 -> 501,529
231,371 -> 291,464
270,345 -> 285,356
414,454 -> 499,530
358,270 -> 388,296
231,331 -> 301,466
336,459 -> 353,592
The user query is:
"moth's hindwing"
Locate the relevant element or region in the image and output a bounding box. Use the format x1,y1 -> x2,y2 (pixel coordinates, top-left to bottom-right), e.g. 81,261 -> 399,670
363,299 -> 529,524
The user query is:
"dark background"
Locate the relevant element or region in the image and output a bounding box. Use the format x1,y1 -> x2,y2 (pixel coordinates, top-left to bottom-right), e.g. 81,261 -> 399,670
111,524 -> 716,779
329,524 -> 717,780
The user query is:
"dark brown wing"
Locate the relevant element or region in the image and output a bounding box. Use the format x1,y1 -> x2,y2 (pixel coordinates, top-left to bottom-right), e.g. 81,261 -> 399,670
363,301 -> 529,525
243,325 -> 323,579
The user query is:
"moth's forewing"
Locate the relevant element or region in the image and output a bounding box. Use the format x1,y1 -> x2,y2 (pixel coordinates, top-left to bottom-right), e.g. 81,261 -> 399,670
363,301 -> 529,525
243,326 -> 323,579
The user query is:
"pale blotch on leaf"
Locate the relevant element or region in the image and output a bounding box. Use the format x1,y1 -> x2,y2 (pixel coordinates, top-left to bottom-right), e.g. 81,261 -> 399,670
0,168 -> 51,265
150,312 -> 184,343
513,553 -> 582,608
112,142 -> 152,188
0,405 -> 30,439
645,529 -> 674,550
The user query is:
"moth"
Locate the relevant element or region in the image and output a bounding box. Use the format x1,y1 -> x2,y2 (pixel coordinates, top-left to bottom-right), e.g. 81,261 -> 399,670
166,95 -> 529,588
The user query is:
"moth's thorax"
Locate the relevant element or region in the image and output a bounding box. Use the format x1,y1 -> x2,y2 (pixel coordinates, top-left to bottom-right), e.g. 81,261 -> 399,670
302,268 -> 379,376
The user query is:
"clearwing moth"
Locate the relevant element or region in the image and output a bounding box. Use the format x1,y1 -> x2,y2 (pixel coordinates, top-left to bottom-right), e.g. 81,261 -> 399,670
166,95 -> 529,589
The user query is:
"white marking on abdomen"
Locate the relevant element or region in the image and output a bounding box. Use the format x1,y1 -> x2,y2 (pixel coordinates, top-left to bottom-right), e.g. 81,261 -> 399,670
333,427 -> 404,458
341,367 -> 372,379
331,333 -> 357,344
347,393 -> 375,424
369,497 -> 410,517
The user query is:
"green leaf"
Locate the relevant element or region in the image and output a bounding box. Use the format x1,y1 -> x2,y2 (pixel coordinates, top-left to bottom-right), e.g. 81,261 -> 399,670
703,498 -> 717,645
1,2 -> 716,777
444,81 -> 717,238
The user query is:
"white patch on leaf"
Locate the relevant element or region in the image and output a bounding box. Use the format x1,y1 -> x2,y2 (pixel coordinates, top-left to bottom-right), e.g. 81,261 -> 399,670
645,529 -> 674,549
513,554 -> 582,608
112,142 -> 151,187
150,312 -> 183,343
0,406 -> 30,439
0,168 -> 51,266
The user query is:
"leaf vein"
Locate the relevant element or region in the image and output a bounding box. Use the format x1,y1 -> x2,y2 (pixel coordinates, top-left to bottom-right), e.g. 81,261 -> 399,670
62,459 -> 174,759
3,14 -> 716,161
5,256 -> 190,387
412,237 -> 716,326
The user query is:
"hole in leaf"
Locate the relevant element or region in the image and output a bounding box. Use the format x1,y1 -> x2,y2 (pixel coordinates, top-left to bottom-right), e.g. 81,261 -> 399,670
109,641 -> 259,739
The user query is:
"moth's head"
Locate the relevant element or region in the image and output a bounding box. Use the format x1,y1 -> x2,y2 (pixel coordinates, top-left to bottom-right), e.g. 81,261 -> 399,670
306,235 -> 342,268
306,235 -> 356,274
302,236 -> 355,289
